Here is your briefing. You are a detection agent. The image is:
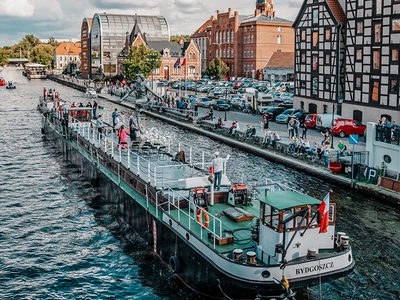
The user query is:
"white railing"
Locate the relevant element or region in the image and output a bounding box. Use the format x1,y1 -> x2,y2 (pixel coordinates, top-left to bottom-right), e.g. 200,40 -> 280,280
162,188 -> 223,250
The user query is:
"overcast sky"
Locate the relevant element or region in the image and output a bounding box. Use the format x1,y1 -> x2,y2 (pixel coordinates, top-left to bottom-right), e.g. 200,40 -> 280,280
0,0 -> 303,47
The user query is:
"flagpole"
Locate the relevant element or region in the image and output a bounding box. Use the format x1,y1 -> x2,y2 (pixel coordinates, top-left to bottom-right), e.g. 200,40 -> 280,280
185,56 -> 187,97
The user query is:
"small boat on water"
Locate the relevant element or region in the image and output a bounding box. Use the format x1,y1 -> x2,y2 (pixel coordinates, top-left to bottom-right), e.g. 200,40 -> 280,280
41,106 -> 355,299
84,88 -> 97,98
0,77 -> 6,86
38,88 -> 65,113
6,81 -> 16,89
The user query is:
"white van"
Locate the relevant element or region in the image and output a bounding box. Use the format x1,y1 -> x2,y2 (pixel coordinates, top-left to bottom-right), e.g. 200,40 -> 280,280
315,114 -> 342,131
274,82 -> 294,91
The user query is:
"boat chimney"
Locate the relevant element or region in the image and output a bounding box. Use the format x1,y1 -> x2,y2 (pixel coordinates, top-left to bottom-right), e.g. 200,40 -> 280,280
340,235 -> 350,247
336,232 -> 346,243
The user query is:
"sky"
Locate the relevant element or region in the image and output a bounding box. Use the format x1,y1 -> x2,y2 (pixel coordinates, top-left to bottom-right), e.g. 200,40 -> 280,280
0,0 -> 303,47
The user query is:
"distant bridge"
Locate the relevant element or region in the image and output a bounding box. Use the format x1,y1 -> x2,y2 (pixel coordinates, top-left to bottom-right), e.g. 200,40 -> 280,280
7,58 -> 29,64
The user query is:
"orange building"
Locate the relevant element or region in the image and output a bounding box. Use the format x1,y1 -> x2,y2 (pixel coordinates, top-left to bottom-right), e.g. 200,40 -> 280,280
80,18 -> 92,78
54,42 -> 81,73
193,0 -> 294,79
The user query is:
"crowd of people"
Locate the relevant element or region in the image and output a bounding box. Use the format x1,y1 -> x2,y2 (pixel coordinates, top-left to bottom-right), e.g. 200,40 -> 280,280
376,117 -> 400,144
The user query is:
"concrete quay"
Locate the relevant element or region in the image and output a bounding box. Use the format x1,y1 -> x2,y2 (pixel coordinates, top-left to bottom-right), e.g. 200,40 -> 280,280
48,76 -> 399,205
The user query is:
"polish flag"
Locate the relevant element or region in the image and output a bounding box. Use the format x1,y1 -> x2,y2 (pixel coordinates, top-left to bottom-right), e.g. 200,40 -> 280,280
318,192 -> 330,233
181,58 -> 187,66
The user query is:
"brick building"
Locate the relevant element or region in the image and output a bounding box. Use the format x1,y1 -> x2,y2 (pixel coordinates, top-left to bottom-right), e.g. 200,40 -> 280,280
192,0 -> 294,79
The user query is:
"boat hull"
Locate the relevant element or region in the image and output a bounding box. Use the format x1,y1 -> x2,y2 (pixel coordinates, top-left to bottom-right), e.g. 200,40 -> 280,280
42,119 -> 355,299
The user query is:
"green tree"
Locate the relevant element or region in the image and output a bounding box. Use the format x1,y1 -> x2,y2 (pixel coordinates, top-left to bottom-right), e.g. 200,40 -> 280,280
10,34 -> 41,59
47,37 -> 60,48
122,45 -> 161,81
204,57 -> 229,80
31,44 -> 54,67
170,35 -> 190,43
0,48 -> 10,66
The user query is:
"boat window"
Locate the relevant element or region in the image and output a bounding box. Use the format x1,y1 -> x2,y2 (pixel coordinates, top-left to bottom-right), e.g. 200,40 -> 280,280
263,204 -> 272,225
283,209 -> 294,229
329,204 -> 335,223
271,207 -> 280,229
295,207 -> 307,228
309,206 -> 319,226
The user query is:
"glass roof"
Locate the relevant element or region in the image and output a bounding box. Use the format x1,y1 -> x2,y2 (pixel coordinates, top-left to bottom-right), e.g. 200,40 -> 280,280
94,13 -> 170,41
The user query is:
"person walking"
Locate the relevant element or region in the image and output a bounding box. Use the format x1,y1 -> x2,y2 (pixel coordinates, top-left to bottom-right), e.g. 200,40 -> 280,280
93,100 -> 98,119
117,124 -> 129,150
129,116 -> 138,146
212,152 -> 230,191
96,115 -> 104,139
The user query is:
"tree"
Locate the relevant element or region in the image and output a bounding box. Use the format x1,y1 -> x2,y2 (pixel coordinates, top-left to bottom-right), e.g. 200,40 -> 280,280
47,37 -> 60,48
204,57 -> 229,80
170,35 -> 190,43
0,48 -> 10,67
31,44 -> 54,67
122,45 -> 161,82
10,34 -> 41,59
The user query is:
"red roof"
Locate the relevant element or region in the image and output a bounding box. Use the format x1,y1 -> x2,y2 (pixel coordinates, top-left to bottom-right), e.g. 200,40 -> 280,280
265,52 -> 294,69
326,0 -> 346,24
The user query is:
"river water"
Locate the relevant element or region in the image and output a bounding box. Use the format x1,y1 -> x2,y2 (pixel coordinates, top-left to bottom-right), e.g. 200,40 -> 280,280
0,69 -> 398,300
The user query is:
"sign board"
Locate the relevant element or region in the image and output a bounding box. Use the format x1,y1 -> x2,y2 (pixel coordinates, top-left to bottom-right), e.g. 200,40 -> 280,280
349,134 -> 359,145
163,81 -> 169,86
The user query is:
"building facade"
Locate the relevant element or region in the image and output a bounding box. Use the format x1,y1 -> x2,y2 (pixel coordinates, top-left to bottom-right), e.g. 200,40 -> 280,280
89,13 -> 170,78
190,17 -> 214,75
264,52 -> 294,82
293,0 -> 346,115
192,1 -> 294,79
54,42 -> 81,73
294,0 -> 400,123
80,18 -> 92,78
344,0 -> 400,122
117,20 -> 201,81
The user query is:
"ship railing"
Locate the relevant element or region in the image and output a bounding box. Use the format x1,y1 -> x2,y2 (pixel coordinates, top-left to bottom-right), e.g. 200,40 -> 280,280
161,188 -> 223,250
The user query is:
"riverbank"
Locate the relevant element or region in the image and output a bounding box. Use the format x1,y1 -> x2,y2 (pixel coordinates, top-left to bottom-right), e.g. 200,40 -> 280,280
48,76 -> 399,205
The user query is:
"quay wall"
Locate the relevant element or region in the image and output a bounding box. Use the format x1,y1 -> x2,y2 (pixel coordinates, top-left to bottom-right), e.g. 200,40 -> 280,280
48,77 -> 400,205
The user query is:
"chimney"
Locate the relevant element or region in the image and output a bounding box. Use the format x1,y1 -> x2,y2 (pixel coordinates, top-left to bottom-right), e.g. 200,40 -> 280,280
125,31 -> 130,51
228,8 -> 232,17
179,39 -> 184,45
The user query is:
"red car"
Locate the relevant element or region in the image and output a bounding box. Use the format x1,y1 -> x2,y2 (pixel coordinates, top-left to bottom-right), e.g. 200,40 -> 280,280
330,118 -> 366,138
304,113 -> 317,128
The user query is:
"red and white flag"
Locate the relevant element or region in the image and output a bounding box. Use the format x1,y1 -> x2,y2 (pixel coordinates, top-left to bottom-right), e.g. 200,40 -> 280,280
181,57 -> 187,66
318,192 -> 330,233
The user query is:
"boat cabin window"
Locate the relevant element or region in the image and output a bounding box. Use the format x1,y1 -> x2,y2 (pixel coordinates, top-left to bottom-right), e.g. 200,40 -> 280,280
262,204 -> 280,230
283,209 -> 294,230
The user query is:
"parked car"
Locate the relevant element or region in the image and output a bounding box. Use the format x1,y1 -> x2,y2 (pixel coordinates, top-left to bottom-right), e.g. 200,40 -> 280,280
315,114 -> 342,131
214,100 -> 231,111
288,111 -> 310,124
257,105 -> 273,114
196,97 -> 212,107
275,108 -> 304,124
304,113 -> 318,128
264,107 -> 287,121
330,118 -> 367,138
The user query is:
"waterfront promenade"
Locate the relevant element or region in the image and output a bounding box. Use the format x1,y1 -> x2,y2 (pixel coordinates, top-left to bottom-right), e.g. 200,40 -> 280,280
49,76 -> 399,204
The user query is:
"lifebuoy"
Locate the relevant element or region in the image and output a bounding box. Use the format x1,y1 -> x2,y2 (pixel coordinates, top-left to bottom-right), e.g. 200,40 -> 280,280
169,255 -> 181,273
196,208 -> 209,229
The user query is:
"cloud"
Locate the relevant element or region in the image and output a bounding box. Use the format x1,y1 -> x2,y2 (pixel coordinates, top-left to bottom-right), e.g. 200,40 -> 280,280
0,0 -> 34,18
89,0 -> 159,10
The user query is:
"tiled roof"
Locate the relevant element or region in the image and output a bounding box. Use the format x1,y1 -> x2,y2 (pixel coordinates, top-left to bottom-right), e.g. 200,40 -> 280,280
326,0 -> 346,24
147,41 -> 185,57
265,52 -> 294,69
241,14 -> 292,24
55,42 -> 81,55
191,19 -> 213,37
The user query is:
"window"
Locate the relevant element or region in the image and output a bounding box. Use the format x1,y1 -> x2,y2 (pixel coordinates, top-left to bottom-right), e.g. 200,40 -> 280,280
374,23 -> 381,43
189,52 -> 195,59
300,81 -> 306,88
251,25 -> 254,31
323,105 -> 328,113
231,31 -> 234,43
312,55 -> 318,70
325,28 -> 331,41
324,77 -> 330,91
301,30 -> 306,41
244,50 -> 247,58
244,26 -> 247,33
277,35 -> 282,44
216,32 -> 219,43
278,26 -> 282,32
390,78 -> 398,93
357,0 -> 364,7
313,9 -> 318,24
251,35 -> 254,43
393,19 -> 400,32
373,50 -> 380,69
189,66 -> 196,74
244,36 -> 247,44
371,81 -> 379,101
313,31 -> 318,47
392,48 -> 399,61
301,52 -> 306,63
357,22 -> 363,35
325,52 -> 330,64
355,76 -> 362,89
375,0 -> 382,15
356,49 -> 362,61
216,49 -> 219,57
312,77 -> 318,95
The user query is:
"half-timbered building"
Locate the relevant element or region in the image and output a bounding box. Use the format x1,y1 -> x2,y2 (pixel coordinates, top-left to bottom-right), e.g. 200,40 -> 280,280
344,0 -> 400,122
293,0 -> 346,115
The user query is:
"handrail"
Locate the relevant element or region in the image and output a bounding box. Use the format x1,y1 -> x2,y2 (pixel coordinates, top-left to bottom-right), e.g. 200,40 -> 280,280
163,188 -> 223,250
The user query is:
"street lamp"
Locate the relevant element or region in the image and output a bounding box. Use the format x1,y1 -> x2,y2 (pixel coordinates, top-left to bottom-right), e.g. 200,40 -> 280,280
331,95 -> 343,149
224,89 -> 227,121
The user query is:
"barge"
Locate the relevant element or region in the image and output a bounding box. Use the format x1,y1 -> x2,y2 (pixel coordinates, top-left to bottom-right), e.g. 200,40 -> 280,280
41,106 -> 355,299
